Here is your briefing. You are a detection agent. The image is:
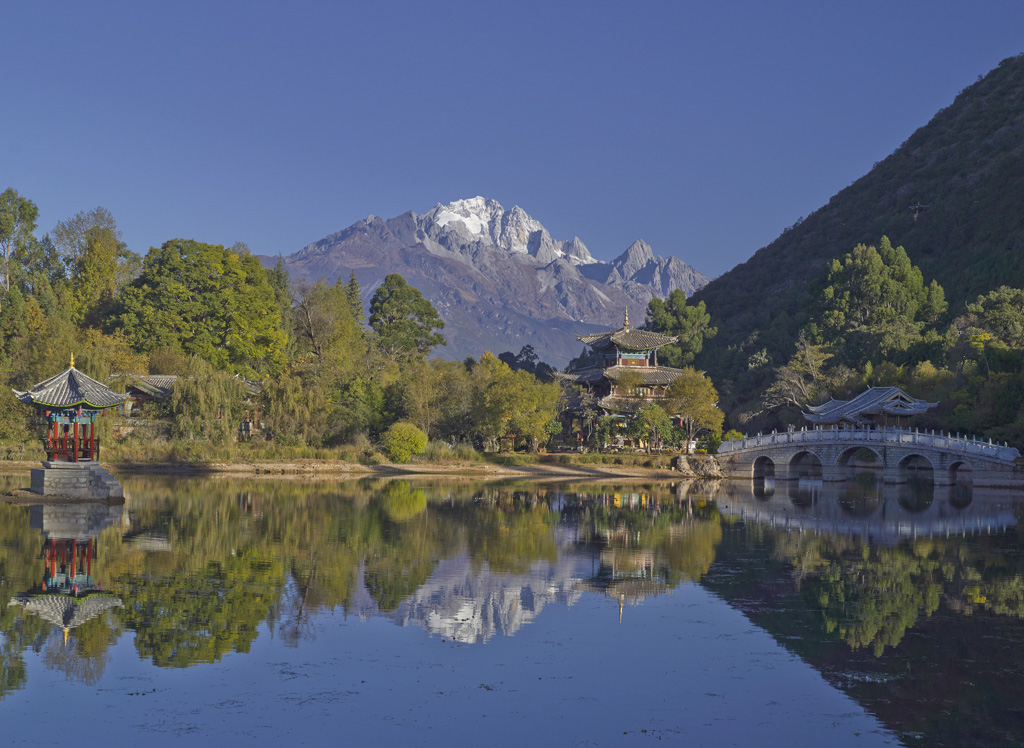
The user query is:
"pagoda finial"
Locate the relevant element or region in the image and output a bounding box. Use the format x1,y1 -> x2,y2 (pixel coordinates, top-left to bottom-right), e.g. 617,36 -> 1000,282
624,307 -> 630,329
69,353 -> 75,369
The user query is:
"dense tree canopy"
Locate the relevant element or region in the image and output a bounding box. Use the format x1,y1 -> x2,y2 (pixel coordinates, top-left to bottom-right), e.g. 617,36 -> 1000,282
0,189 -> 38,296
111,239 -> 286,377
645,289 -> 717,367
663,367 -> 724,451
813,237 -> 947,366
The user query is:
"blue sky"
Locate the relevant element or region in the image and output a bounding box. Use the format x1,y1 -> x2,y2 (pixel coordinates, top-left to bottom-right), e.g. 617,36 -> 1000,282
3,1 -> 1023,278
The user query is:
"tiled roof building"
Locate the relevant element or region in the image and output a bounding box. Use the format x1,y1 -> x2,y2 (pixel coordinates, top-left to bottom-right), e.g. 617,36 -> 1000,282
802,386 -> 938,426
560,310 -> 684,416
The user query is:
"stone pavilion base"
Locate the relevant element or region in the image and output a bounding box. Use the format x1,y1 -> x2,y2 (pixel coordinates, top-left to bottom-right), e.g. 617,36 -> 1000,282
30,462 -> 124,500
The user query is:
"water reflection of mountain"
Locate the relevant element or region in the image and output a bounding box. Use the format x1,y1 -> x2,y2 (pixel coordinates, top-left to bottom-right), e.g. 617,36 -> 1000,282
6,475 -> 1024,745
352,496 -> 723,642
366,540 -> 589,643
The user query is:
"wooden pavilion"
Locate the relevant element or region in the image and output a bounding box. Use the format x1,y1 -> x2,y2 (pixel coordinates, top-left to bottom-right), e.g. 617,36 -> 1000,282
13,355 -> 126,462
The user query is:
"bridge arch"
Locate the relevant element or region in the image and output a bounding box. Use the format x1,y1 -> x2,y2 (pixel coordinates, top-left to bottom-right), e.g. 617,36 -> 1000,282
752,455 -> 776,480
949,460 -> 973,485
898,453 -> 935,483
752,456 -> 776,498
788,450 -> 823,479
835,446 -> 883,480
948,461 -> 974,508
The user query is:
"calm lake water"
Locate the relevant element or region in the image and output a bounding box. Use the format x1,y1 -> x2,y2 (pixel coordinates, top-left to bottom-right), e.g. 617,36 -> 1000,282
1,471 -> 1023,746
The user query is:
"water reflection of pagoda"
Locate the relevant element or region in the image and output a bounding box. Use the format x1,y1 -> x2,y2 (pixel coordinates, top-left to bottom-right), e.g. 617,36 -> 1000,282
8,502 -> 126,643
580,546 -> 670,622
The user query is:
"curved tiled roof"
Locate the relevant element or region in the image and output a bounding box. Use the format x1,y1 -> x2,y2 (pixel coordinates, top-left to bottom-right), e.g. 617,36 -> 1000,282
803,386 -> 938,424
9,593 -> 124,630
602,365 -> 683,386
555,367 -> 606,384
577,326 -> 677,351
13,366 -> 127,410
559,365 -> 684,387
598,395 -> 645,414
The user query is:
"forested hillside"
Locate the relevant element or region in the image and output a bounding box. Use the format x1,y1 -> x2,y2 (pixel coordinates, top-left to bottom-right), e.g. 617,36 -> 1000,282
687,54 -> 1024,440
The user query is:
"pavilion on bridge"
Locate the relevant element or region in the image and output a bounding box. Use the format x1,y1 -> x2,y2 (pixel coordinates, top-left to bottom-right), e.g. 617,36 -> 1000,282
802,386 -> 938,429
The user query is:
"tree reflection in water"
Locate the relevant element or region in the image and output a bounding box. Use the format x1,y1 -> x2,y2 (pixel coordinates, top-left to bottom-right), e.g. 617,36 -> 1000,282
0,471 -> 1022,747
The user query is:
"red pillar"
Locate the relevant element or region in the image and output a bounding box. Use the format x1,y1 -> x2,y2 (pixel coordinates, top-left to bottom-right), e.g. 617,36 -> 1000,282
50,544 -> 56,579
87,539 -> 92,577
73,421 -> 79,462
71,539 -> 77,577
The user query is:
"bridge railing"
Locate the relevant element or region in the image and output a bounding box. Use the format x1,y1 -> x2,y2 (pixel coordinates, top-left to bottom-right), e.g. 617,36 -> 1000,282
718,424 -> 1021,463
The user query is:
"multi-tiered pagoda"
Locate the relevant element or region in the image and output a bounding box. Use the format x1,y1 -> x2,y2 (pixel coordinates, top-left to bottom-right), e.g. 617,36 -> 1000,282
560,310 -> 684,416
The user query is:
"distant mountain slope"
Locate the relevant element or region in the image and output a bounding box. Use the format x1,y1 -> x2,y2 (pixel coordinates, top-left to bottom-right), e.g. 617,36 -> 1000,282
270,197 -> 709,366
693,53 -> 1024,369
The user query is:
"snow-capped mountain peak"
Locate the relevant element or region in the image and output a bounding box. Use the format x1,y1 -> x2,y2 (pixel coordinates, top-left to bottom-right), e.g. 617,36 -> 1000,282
424,197 -> 597,266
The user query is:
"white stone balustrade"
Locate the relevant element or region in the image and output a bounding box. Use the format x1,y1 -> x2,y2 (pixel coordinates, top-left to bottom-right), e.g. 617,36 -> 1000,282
719,425 -> 1020,464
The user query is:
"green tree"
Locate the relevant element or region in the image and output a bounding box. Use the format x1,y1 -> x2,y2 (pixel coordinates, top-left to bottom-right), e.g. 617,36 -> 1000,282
631,402 -> 673,451
292,276 -> 364,380
344,271 -> 365,326
111,239 -> 286,377
645,289 -> 717,367
472,353 -> 559,452
0,189 -> 39,298
368,274 -> 446,360
382,421 -> 428,463
51,208 -> 140,314
168,356 -> 251,444
815,237 -> 947,365
663,368 -> 724,452
762,331 -> 842,414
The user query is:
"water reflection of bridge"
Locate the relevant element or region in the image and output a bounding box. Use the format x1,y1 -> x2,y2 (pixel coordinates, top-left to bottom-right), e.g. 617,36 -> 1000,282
714,479 -> 1022,545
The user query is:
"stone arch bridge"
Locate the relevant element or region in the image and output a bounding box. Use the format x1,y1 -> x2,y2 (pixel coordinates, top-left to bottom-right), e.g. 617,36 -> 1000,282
717,425 -> 1024,488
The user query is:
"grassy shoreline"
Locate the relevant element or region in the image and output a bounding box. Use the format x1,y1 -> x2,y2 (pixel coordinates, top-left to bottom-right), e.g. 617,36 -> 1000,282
0,450 -> 717,481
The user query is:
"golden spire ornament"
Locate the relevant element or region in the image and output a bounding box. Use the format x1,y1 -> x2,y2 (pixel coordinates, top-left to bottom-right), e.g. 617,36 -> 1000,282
70,353 -> 75,369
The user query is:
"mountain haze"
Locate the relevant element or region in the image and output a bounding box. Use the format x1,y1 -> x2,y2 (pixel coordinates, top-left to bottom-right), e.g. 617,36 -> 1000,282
694,53 -> 1024,370
272,197 -> 708,365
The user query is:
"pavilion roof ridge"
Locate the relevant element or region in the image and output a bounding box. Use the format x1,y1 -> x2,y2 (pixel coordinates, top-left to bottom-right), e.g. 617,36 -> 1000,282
577,324 -> 678,352
803,386 -> 938,424
13,366 -> 127,410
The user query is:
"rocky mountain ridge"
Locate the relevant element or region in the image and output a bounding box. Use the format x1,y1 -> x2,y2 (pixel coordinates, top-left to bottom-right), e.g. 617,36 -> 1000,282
271,197 -> 708,366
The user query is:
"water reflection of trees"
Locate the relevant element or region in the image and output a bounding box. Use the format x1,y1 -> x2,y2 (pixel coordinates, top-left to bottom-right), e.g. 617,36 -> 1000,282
751,506 -> 1024,656
6,475 -> 1024,697
568,496 -> 723,593
0,502 -> 60,699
